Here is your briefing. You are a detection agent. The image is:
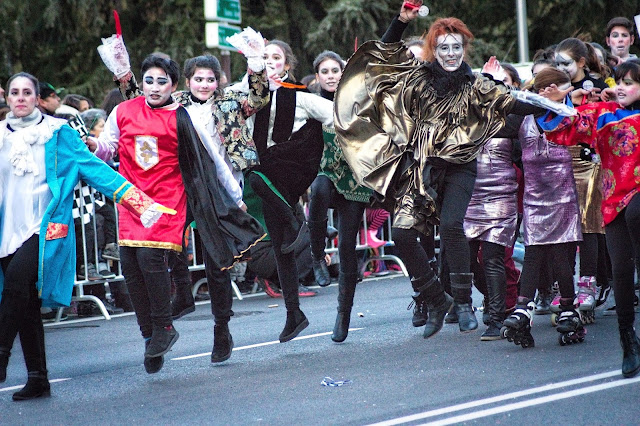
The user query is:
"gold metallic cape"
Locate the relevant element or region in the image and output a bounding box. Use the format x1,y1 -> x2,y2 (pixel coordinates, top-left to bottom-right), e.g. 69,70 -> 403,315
334,41 -> 517,234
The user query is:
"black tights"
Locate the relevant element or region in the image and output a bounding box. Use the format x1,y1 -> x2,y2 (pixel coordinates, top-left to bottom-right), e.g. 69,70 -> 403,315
520,242 -> 577,301
0,234 -> 47,373
576,233 -> 609,285
605,193 -> 640,330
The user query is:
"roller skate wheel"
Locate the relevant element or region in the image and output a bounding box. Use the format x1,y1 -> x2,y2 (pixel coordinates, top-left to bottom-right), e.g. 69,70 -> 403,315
551,313 -> 557,327
559,334 -> 567,346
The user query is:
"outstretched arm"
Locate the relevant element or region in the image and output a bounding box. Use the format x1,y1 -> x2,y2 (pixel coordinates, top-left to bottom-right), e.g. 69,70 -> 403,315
381,1 -> 422,43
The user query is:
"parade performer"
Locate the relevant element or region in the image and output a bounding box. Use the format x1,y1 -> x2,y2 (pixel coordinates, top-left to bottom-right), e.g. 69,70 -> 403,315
537,61 -> 640,378
96,54 -> 264,372
334,2 -> 572,339
246,39 -> 334,342
306,51 -> 372,342
0,72 -> 169,400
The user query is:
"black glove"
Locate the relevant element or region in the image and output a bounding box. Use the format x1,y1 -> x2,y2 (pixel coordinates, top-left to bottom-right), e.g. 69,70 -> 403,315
578,143 -> 597,162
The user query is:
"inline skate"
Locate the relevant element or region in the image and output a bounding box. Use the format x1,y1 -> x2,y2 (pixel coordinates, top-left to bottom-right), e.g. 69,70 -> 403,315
557,298 -> 587,345
501,301 -> 536,348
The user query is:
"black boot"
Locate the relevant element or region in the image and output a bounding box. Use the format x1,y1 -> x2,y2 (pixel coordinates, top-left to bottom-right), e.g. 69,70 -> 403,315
143,340 -> 164,374
279,309 -> 309,343
620,327 -> 640,378
0,348 -> 9,383
481,256 -> 506,341
332,272 -> 358,342
409,277 -> 428,327
308,219 -> 331,287
409,271 -> 453,339
211,323 -> 234,363
450,273 -> 478,332
12,371 -> 50,401
145,324 -> 179,358
171,282 -> 196,320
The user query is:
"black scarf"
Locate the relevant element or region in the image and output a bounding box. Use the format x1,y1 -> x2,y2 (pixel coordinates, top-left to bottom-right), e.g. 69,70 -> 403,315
427,60 -> 474,98
176,107 -> 265,270
320,88 -> 335,101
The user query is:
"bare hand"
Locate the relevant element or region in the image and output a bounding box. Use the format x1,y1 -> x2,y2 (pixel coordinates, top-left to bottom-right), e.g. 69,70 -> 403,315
399,0 -> 422,23
540,83 -> 573,103
240,201 -> 248,212
600,87 -> 617,102
570,87 -> 602,105
481,56 -> 506,82
85,136 -> 98,153
325,253 -> 332,266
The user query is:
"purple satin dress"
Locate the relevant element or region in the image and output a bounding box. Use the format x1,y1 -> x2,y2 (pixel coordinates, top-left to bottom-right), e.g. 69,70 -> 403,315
464,138 -> 518,247
519,115 -> 582,246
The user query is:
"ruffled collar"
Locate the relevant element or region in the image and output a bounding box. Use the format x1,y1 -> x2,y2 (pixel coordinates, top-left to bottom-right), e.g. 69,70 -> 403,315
6,109 -> 42,130
2,110 -> 50,176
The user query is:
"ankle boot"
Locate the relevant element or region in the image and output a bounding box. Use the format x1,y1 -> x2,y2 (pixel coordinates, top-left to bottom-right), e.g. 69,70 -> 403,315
308,219 -> 332,287
279,309 -> 309,343
211,323 -> 234,363
171,281 -> 196,320
12,371 -> 50,401
450,273 -> 478,332
620,327 -> 640,378
312,258 -> 331,287
0,348 -> 9,383
408,271 -> 452,339
332,273 -> 358,342
409,277 -> 429,327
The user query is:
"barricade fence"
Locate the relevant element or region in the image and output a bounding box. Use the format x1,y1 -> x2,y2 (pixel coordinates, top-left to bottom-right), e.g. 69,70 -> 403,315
65,190 -> 417,323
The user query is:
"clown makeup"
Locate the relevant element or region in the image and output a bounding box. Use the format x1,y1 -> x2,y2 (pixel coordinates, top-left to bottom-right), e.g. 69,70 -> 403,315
264,44 -> 289,79
607,26 -> 634,59
7,76 -> 38,118
555,51 -> 581,81
142,67 -> 175,107
186,67 -> 217,102
616,72 -> 640,107
316,59 -> 342,93
434,33 -> 465,72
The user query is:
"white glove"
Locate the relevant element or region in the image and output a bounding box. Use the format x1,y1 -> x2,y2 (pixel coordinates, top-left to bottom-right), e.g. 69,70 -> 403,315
140,202 -> 175,228
511,90 -> 577,117
97,34 -> 131,79
226,27 -> 266,72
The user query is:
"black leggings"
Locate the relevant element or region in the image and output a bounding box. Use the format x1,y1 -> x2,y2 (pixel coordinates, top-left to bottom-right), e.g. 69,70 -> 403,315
605,193 -> 640,330
577,233 -> 609,285
520,242 -> 577,301
0,234 -> 47,373
308,175 -> 365,276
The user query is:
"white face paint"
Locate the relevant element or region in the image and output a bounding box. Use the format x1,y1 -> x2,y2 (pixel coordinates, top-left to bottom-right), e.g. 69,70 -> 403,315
555,51 -> 579,80
434,33 -> 465,71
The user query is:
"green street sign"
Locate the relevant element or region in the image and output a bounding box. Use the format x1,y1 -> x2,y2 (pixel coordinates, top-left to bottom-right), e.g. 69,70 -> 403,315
205,22 -> 241,51
204,0 -> 241,24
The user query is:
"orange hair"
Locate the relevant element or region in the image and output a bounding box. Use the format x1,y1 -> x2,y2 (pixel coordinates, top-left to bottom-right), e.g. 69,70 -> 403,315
421,17 -> 474,63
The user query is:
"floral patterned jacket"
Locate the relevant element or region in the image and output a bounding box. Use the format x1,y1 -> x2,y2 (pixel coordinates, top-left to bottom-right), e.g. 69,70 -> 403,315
539,101 -> 640,226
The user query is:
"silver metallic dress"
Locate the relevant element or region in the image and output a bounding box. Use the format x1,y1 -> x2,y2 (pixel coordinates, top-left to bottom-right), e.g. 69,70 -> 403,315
464,138 -> 518,247
519,115 -> 582,246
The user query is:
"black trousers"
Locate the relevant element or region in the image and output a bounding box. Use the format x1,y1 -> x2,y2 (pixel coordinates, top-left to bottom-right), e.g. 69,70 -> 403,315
202,243 -> 233,324
605,193 -> 640,330
520,242 -> 577,301
308,175 -> 365,277
120,247 -> 172,338
0,234 -> 47,373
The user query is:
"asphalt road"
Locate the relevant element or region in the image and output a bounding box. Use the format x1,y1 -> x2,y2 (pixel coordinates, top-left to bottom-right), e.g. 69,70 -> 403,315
1,274 -> 639,425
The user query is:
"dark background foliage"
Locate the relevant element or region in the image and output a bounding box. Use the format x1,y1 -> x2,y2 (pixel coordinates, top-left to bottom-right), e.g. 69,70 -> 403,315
1,0 -> 638,105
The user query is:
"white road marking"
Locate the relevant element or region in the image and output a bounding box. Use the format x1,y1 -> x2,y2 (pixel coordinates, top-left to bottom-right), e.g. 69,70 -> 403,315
0,378 -> 71,392
171,328 -> 365,361
423,374 -> 640,425
369,370 -> 623,425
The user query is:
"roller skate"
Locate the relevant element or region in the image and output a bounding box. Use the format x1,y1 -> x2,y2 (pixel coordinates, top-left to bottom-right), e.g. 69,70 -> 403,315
501,300 -> 536,348
556,298 -> 587,346
577,276 -> 596,324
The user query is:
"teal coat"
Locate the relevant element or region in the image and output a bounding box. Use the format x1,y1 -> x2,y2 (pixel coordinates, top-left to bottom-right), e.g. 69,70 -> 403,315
0,119 -> 147,307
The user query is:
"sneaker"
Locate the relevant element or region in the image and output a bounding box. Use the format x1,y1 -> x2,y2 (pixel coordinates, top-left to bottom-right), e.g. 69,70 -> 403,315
298,284 -> 317,297
145,325 -> 179,358
534,293 -> 552,315
98,263 -> 116,279
595,284 -> 611,308
102,243 -> 120,261
261,278 -> 282,298
41,309 -> 68,322
143,340 -> 164,374
78,263 -> 102,281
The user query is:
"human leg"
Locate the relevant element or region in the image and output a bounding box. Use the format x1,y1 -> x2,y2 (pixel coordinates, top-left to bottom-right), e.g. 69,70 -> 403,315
308,175 -> 333,286
480,242 -> 507,341
169,249 -> 195,320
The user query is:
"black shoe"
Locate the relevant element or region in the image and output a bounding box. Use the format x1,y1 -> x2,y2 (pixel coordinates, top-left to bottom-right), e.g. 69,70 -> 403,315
620,327 -> 640,378
312,258 -> 331,287
0,348 -> 9,383
408,299 -> 428,327
279,309 -> 309,342
145,325 -> 179,358
326,225 -> 338,240
444,309 -> 458,324
456,303 -> 478,332
282,222 -> 308,254
332,311 -> 351,343
12,372 -> 50,401
143,340 -> 164,374
423,293 -> 453,339
171,287 -> 196,320
481,321 -> 504,341
211,324 -> 234,363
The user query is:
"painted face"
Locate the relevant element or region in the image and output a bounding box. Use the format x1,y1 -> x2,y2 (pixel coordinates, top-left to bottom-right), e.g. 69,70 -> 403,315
607,26 -> 634,58
264,44 -> 289,79
7,76 -> 38,118
142,67 -> 175,107
186,67 -> 218,102
555,51 -> 579,80
616,72 -> 640,107
315,59 -> 342,93
434,33 -> 465,71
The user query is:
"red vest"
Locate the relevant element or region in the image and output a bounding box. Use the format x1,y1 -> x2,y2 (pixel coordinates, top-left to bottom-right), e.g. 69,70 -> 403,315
115,96 -> 186,251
